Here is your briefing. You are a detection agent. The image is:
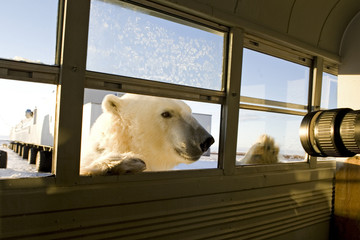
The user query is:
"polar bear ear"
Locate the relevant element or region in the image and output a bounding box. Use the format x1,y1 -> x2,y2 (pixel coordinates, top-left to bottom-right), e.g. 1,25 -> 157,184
102,94 -> 122,115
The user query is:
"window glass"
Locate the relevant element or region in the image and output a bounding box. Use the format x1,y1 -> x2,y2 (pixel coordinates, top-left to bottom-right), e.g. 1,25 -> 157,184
241,48 -> 309,106
0,0 -> 58,65
87,0 -> 224,90
236,109 -> 306,165
80,89 -> 220,175
321,72 -> 337,109
0,79 -> 56,178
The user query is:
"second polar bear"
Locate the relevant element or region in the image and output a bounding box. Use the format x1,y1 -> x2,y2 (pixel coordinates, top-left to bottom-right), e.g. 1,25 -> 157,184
240,134 -> 279,165
80,94 -> 215,175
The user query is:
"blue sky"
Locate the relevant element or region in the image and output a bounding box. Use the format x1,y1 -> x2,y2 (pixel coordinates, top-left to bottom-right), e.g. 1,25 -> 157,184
0,0 -> 58,64
0,0 -> 337,157
241,48 -> 309,105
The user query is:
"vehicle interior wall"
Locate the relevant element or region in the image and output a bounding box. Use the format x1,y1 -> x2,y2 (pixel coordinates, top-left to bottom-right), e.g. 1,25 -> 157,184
335,11 -> 360,240
3,0 -> 360,239
1,166 -> 334,239
338,11 -> 360,108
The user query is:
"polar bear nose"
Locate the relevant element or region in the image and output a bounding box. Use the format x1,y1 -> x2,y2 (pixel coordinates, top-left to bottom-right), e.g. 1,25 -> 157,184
200,136 -> 215,153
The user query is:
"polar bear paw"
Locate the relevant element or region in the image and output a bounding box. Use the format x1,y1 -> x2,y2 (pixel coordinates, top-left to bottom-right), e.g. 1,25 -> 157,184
80,154 -> 146,176
109,158 -> 146,175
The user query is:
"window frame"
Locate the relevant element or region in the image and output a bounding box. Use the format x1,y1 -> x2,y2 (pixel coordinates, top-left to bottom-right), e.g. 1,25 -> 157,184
238,36 -> 329,167
0,0 -> 338,187
61,0 -> 236,184
241,35 -> 312,116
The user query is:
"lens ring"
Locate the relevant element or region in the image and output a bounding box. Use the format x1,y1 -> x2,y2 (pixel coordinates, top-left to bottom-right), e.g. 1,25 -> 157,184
314,108 -> 353,157
340,110 -> 360,153
300,108 -> 360,157
299,110 -> 323,156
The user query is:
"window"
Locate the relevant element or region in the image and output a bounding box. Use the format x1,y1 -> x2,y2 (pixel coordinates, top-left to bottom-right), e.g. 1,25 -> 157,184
237,47 -> 309,165
0,79 -> 56,178
0,0 -> 59,179
240,48 -> 309,107
0,0 -> 58,65
236,110 -> 305,165
81,0 -> 226,174
87,0 -> 225,90
321,72 -> 338,109
0,0 -> 337,182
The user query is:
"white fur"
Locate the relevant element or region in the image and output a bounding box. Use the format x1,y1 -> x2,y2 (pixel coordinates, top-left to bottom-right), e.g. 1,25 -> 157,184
240,134 -> 279,165
80,94 -> 213,176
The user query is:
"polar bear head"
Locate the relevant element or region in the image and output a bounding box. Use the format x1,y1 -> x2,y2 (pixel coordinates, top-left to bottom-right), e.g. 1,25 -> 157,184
240,134 -> 279,165
84,93 -> 214,172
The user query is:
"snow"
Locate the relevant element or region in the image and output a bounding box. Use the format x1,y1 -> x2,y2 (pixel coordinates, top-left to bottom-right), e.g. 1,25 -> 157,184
0,146 -> 52,179
175,154 -> 218,170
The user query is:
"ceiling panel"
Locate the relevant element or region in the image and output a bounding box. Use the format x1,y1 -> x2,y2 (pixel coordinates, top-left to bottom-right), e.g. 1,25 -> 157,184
236,0 -> 295,33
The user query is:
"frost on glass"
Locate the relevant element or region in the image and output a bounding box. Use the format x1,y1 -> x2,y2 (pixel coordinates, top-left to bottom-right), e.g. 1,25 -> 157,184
0,79 -> 56,178
241,49 -> 309,105
87,0 -> 224,90
236,109 -> 306,165
321,73 -> 338,109
0,0 -> 58,65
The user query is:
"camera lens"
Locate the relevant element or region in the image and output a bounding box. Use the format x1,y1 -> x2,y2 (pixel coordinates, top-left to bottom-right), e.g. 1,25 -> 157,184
340,110 -> 360,153
299,108 -> 360,157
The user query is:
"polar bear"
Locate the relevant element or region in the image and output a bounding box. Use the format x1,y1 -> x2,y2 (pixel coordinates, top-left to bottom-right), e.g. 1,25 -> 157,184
80,94 -> 215,176
239,134 -> 279,165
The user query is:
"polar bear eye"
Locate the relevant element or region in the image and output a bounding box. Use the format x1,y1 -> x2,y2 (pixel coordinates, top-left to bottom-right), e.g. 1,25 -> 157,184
161,111 -> 172,118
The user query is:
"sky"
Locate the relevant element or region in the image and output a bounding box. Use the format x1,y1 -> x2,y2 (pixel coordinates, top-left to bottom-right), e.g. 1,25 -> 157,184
0,0 -> 337,157
0,0 -> 58,65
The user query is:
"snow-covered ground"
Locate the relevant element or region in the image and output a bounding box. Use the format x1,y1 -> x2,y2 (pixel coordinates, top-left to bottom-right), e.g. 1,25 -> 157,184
174,154 -> 218,170
0,146 -> 52,179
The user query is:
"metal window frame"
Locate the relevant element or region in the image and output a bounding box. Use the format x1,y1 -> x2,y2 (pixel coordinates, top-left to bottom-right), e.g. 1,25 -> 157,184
244,34 -> 313,67
241,34 -> 313,117
239,36 -> 323,166
323,60 -> 338,76
85,71 -> 225,104
52,0 -> 91,185
58,0 -> 238,184
0,0 -> 234,185
0,59 -> 59,85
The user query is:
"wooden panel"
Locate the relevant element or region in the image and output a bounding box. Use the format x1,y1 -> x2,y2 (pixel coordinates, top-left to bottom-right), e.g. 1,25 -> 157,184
333,157 -> 360,240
